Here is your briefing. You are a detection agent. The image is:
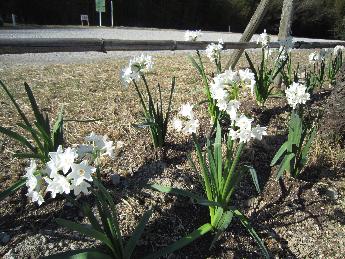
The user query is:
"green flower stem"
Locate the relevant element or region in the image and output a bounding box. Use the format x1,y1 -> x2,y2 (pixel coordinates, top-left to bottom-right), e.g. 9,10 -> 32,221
222,142 -> 244,203
192,133 -> 215,219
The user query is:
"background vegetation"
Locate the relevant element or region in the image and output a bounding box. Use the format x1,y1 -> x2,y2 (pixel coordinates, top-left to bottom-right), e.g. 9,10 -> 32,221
0,0 -> 344,39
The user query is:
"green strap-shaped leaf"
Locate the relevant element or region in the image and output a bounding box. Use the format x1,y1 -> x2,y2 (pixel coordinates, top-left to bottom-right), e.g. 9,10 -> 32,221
301,127 -> 317,161
124,209 -> 153,259
234,210 -> 269,259
93,191 -> 122,258
143,223 -> 213,259
210,210 -> 233,248
0,178 -> 26,202
0,80 -> 31,126
13,152 -> 42,159
95,181 -> 124,254
56,219 -> 113,250
81,203 -> 103,233
163,77 -> 175,138
52,107 -> 64,150
34,121 -> 54,150
192,133 -> 214,209
188,55 -> 203,76
270,142 -> 288,166
214,122 -> 223,193
0,126 -> 36,152
207,139 -> 218,191
276,153 -> 295,179
44,248 -> 113,259
17,123 -> 45,156
24,82 -> 48,133
149,184 -> 223,207
244,165 -> 261,193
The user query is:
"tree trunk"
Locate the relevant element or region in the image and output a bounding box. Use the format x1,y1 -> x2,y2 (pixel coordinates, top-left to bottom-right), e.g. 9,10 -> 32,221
225,0 -> 271,70
275,0 -> 294,90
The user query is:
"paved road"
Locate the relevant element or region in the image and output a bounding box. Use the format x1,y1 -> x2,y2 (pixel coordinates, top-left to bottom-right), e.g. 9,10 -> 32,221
0,26 -> 343,67
0,26 -> 341,42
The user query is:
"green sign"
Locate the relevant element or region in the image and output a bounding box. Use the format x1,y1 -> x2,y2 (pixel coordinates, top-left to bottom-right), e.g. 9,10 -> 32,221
95,0 -> 105,13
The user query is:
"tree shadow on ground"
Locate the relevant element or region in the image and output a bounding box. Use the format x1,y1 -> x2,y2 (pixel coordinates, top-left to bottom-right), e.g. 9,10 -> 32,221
299,153 -> 345,183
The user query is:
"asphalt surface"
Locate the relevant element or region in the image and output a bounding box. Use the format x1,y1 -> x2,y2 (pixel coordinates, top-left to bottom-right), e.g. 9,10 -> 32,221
0,26 -> 343,67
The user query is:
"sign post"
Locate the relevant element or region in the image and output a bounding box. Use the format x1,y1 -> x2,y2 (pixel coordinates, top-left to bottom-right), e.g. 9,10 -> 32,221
111,1 -> 114,27
95,0 -> 105,27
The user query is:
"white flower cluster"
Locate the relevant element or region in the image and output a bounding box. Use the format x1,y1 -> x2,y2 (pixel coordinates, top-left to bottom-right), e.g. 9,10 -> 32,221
173,103 -> 199,135
205,39 -> 223,63
333,45 -> 345,56
278,37 -> 294,62
24,133 -> 118,206
285,82 -> 310,109
25,160 -> 44,205
121,54 -> 154,84
184,30 -> 202,42
229,114 -> 267,143
209,68 -> 256,120
308,49 -> 331,63
257,29 -> 271,48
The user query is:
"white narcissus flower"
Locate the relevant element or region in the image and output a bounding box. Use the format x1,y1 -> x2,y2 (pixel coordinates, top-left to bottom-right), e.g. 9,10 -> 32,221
44,174 -> 71,198
59,147 -> 78,174
285,82 -> 310,109
71,180 -> 91,196
130,54 -> 154,74
174,104 -> 199,135
184,30 -> 202,41
27,190 -> 44,206
121,66 -> 139,85
222,69 -> 240,84
257,29 -> 270,48
24,160 -> 38,192
76,144 -> 94,158
183,118 -> 199,134
235,115 -> 253,131
205,39 -> 223,62
237,128 -> 252,143
226,100 -> 241,121
172,118 -> 183,132
24,160 -> 45,206
179,103 -> 194,119
309,50 -> 326,63
68,161 -> 95,186
239,68 -> 256,95
229,114 -> 267,143
48,146 -> 77,174
85,132 -> 116,159
251,126 -> 267,140
121,54 -> 153,84
333,45 -> 345,56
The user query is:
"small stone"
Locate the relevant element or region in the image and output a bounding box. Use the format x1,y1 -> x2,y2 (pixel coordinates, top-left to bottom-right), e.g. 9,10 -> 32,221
48,243 -> 54,249
3,249 -> 15,259
0,232 -> 10,244
325,188 -> 338,200
41,236 -> 47,244
243,197 -> 258,208
111,173 -> 121,186
64,202 -> 74,207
